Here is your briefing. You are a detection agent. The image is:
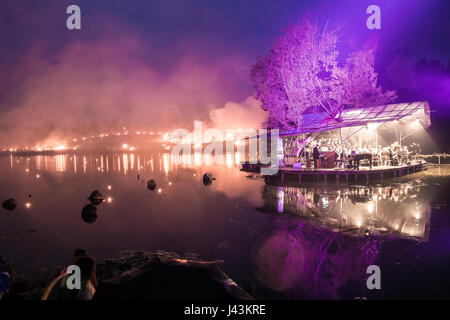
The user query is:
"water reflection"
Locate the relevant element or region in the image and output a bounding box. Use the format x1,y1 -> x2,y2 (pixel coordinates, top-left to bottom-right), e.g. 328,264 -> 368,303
251,179 -> 434,298
1,150 -> 448,299
262,181 -> 431,240
9,151 -> 245,175
253,221 -> 379,299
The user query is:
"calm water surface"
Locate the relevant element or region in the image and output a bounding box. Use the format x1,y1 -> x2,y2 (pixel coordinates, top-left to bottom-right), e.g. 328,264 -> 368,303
0,152 -> 449,299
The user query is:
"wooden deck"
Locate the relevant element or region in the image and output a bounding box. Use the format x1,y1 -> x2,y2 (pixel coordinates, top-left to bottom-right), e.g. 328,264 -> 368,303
269,162 -> 425,184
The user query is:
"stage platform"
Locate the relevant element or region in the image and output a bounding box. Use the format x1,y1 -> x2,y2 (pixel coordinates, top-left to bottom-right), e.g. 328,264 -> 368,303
241,162 -> 426,184
277,162 -> 425,184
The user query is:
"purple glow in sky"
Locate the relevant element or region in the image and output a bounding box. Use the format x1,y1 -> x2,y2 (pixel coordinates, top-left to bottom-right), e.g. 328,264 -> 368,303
0,0 -> 448,147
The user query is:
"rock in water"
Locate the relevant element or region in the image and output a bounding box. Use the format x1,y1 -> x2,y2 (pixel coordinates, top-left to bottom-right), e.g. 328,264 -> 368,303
147,179 -> 157,191
81,204 -> 98,223
88,190 -> 104,205
2,198 -> 17,211
202,173 -> 214,186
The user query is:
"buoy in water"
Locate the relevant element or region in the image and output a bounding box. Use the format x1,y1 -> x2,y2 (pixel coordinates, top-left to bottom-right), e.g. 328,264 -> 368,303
2,198 -> 17,211
147,179 -> 157,191
88,190 -> 104,205
202,173 -> 215,186
81,204 -> 98,223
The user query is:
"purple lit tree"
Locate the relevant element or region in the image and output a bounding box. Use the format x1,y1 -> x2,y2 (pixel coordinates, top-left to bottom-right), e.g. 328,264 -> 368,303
251,18 -> 396,131
342,39 -> 397,109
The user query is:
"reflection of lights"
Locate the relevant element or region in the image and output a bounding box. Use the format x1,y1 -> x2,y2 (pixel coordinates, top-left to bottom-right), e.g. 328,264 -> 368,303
25,202 -> 32,209
122,144 -> 128,149
194,152 -> 202,166
401,219 -> 424,237
168,182 -> 172,186
276,187 -> 284,213
106,197 -> 113,204
157,188 -> 162,194
25,168 -> 29,173
107,185 -> 112,190
56,155 -> 66,172
321,197 -> 329,208
204,154 -> 212,165
163,153 -> 170,175
122,153 -> 129,174
235,152 -> 241,165
36,174 -> 40,178
226,153 -> 233,168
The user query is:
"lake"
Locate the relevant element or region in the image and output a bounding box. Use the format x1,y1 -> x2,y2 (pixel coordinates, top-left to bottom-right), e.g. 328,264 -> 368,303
1,151 -> 449,299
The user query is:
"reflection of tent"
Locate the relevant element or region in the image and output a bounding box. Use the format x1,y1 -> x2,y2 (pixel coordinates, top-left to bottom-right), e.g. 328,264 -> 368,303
93,253 -> 252,300
278,101 -> 431,136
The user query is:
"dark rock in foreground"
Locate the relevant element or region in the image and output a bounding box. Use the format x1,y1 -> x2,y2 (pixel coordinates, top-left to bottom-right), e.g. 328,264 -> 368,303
94,250 -> 252,300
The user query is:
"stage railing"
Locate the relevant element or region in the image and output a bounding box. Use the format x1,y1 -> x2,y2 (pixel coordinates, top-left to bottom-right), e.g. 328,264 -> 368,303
420,153 -> 450,165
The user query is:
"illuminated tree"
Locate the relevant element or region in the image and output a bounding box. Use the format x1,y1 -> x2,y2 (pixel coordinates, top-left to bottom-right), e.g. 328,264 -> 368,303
251,18 -> 396,131
342,39 -> 397,109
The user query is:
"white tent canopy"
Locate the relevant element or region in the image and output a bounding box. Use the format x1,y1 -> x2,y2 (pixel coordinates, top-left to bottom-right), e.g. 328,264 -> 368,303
277,101 -> 431,137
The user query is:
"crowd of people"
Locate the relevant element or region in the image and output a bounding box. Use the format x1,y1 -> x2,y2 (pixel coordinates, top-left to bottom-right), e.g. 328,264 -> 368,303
286,137 -> 418,170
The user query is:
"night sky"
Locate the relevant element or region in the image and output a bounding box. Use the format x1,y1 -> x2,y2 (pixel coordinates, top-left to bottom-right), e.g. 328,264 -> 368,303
0,0 -> 449,147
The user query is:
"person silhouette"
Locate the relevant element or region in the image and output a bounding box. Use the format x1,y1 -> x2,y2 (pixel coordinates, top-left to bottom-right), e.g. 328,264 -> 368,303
0,256 -> 13,300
